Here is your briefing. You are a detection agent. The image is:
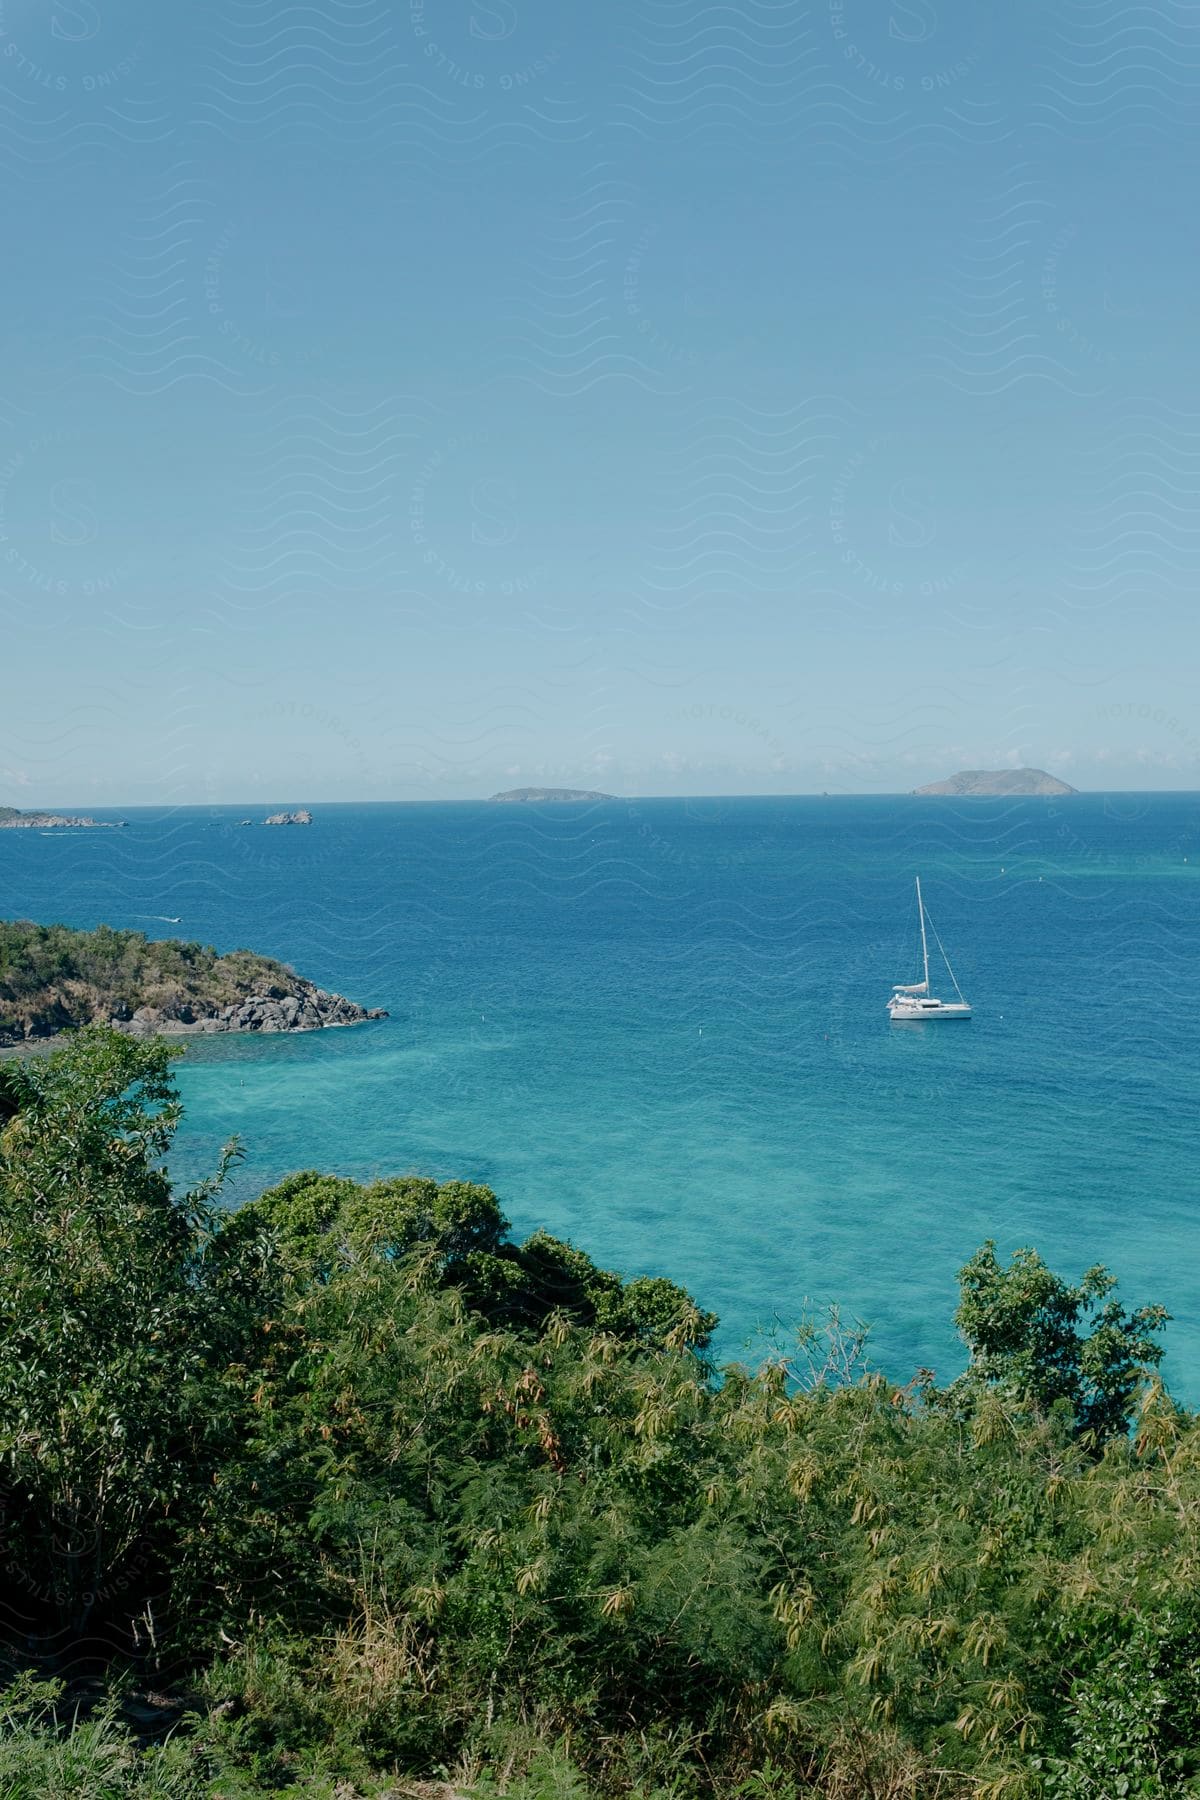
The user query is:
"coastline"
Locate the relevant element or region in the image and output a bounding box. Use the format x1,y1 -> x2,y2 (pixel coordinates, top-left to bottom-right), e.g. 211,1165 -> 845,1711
0,919 -> 389,1051
0,1010 -> 387,1058
0,998 -> 388,1052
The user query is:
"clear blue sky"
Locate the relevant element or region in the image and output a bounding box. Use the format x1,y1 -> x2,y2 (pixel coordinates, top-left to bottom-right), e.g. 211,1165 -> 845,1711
2,0 -> 1197,802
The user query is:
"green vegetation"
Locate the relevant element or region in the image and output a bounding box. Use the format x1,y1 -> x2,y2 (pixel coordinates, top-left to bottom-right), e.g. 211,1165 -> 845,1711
912,769 -> 1078,797
0,918 -> 366,1043
1,1030 -> 1197,1799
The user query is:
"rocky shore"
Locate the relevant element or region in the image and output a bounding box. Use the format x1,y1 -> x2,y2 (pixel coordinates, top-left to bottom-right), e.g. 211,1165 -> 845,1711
111,981 -> 386,1040
0,810 -> 127,829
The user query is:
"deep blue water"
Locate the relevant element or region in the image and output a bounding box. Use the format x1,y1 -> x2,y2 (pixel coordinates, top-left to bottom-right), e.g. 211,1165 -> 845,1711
4,795 -> 1200,1392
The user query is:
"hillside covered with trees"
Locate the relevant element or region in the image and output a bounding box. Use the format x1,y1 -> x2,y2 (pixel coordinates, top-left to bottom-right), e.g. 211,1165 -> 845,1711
0,919 -> 384,1043
0,1030 -> 1196,1798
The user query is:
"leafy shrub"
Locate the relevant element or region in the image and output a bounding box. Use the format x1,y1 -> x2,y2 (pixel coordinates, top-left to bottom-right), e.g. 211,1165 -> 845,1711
957,1241 -> 1169,1442
0,1675 -> 204,1800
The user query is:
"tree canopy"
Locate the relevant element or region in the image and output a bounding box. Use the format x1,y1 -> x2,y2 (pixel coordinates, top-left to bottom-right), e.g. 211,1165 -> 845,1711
0,1027 -> 1195,1800
956,1239 -> 1169,1442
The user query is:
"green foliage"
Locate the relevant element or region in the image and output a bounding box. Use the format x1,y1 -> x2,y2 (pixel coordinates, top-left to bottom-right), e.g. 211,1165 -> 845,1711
0,1028 -> 253,1630
0,1060 -> 20,1126
239,1167 -> 507,1280
237,1169 -> 715,1349
2,1028 -> 1199,1800
956,1240 -> 1168,1442
0,916 -> 302,1041
0,1675 -> 205,1799
1038,1606 -> 1200,1798
478,1230 -> 717,1348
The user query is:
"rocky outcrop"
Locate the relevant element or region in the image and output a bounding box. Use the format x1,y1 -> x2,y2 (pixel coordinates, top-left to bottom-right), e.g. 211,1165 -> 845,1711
0,811 -> 127,829
0,918 -> 387,1047
116,982 -> 387,1039
264,809 -> 313,825
912,768 -> 1077,797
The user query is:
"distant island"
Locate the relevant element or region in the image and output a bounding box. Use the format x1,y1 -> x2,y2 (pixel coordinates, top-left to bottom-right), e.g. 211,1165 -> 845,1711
0,919 -> 387,1047
489,788 -> 614,804
264,809 -> 313,825
913,768 -> 1078,797
0,807 -> 126,830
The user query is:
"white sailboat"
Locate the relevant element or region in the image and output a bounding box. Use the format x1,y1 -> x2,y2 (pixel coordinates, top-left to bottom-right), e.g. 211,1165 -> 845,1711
887,877 -> 971,1021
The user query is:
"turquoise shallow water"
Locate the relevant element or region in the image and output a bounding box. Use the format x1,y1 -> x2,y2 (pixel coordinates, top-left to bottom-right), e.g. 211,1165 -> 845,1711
4,795 -> 1200,1391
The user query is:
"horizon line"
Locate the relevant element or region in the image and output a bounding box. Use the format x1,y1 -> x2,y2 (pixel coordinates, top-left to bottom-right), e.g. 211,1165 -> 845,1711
9,788 -> 1200,811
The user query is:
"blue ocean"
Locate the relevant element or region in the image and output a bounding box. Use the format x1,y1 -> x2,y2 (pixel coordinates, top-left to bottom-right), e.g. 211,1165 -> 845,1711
4,795 -> 1199,1392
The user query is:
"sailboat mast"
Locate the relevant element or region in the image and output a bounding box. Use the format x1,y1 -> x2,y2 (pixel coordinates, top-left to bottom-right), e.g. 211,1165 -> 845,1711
916,876 -> 930,991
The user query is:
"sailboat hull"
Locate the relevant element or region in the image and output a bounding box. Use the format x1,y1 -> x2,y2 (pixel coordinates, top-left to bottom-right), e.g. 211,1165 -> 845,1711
888,999 -> 971,1021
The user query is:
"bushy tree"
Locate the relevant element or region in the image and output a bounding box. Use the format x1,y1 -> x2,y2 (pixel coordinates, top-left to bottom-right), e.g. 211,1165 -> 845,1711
237,1167 -> 508,1280
0,1028 -> 263,1635
955,1240 -> 1169,1441
235,1168 -> 715,1351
